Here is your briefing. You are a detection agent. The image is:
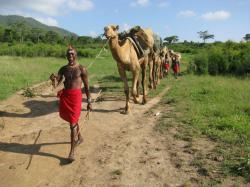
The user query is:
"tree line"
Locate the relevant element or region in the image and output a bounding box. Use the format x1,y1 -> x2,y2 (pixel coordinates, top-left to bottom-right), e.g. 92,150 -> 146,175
0,21 -> 104,46
164,31 -> 250,44
0,21 -> 106,58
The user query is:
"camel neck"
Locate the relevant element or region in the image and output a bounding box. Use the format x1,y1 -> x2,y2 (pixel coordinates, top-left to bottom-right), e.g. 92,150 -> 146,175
109,36 -> 120,51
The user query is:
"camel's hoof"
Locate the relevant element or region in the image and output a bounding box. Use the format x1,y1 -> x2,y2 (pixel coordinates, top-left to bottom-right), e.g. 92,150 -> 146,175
142,99 -> 147,105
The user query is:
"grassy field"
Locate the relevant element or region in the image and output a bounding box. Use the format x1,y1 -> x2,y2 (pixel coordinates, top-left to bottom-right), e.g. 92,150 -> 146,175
0,54 -> 120,100
154,76 -> 250,181
0,56 -> 65,100
0,53 -> 163,100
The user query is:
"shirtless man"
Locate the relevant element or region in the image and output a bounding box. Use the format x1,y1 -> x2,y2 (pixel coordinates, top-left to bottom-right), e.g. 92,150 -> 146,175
50,46 -> 92,162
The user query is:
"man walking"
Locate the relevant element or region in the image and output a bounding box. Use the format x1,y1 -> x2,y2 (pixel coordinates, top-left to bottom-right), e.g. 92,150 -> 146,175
50,46 -> 92,162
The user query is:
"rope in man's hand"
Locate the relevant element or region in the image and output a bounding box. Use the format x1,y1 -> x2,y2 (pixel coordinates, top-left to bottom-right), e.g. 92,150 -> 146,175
84,89 -> 102,122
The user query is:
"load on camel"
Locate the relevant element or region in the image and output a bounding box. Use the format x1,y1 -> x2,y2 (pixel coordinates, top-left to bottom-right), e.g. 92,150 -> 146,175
151,34 -> 164,87
119,26 -> 156,90
103,25 -> 154,114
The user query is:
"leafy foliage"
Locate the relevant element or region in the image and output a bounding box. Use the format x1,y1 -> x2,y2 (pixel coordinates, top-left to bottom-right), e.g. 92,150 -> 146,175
198,31 -> 214,43
163,35 -> 179,44
188,41 -> 250,76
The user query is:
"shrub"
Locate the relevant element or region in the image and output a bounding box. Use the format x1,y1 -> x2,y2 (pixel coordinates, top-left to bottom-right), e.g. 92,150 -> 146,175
208,50 -> 227,75
189,52 -> 208,75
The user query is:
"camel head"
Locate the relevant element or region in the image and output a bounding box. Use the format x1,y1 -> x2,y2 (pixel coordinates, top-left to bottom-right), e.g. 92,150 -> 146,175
104,25 -> 119,39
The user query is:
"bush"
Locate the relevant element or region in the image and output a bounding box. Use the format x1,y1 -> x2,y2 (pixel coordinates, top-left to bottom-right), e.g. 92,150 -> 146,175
0,43 -> 101,58
189,52 -> 208,75
208,49 -> 228,75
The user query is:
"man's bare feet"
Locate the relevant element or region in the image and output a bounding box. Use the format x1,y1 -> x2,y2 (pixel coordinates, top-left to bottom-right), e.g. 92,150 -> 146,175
75,135 -> 83,146
68,152 -> 75,162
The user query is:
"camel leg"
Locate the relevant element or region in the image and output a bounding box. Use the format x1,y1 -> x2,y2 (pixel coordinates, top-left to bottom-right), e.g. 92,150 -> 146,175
148,57 -> 154,89
132,67 -> 140,104
157,63 -> 161,85
141,62 -> 147,104
136,78 -> 140,98
117,67 -> 130,114
153,55 -> 157,89
159,60 -> 163,79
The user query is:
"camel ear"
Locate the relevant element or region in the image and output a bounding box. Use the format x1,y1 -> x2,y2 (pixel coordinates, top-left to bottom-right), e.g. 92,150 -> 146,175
116,25 -> 119,31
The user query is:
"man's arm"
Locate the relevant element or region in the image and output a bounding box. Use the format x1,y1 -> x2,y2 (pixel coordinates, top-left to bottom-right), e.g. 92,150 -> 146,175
80,66 -> 92,111
57,68 -> 64,87
50,67 -> 64,88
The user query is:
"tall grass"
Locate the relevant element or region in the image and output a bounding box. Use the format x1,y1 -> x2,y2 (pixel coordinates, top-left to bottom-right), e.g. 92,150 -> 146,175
0,54 -> 121,100
0,56 -> 65,100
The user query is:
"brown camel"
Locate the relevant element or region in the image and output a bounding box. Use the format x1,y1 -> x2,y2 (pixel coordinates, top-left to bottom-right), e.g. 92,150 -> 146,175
104,25 -> 149,114
152,52 -> 164,86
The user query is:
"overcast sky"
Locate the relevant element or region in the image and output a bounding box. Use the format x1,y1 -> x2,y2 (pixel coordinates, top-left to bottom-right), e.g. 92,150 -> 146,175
0,0 -> 249,41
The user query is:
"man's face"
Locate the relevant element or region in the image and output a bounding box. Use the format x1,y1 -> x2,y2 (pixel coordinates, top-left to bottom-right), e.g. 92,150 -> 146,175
67,50 -> 76,65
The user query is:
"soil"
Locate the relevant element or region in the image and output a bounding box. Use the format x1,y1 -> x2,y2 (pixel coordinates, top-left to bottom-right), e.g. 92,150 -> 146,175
0,84 -> 248,187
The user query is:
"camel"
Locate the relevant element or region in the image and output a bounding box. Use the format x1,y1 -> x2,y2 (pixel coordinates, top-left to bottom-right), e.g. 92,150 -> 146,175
104,25 -> 149,114
151,46 -> 168,87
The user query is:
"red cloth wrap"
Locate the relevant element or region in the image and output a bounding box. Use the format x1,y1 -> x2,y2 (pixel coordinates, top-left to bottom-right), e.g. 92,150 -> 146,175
173,64 -> 180,73
164,63 -> 170,71
59,89 -> 82,124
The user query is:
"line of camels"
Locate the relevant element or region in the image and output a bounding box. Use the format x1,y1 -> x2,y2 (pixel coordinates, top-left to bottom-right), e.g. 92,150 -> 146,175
104,25 -> 181,114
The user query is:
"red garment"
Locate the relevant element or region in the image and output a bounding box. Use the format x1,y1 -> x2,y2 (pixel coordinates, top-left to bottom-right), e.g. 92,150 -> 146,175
164,63 -> 170,71
59,89 -> 82,124
173,64 -> 180,73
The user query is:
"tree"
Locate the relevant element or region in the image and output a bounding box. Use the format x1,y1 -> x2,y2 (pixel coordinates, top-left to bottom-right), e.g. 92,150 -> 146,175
163,35 -> 179,44
0,26 -> 4,42
29,28 -> 44,43
77,36 -> 93,45
2,28 -> 13,42
197,31 -> 214,43
10,21 -> 27,43
44,31 -> 60,44
243,34 -> 250,42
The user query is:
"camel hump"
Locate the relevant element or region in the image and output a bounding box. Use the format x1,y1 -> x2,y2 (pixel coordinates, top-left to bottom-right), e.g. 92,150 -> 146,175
133,27 -> 163,53
152,33 -> 163,53
134,27 -> 154,50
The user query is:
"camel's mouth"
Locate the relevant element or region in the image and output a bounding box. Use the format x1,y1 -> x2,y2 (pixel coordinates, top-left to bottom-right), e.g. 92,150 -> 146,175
104,33 -> 111,39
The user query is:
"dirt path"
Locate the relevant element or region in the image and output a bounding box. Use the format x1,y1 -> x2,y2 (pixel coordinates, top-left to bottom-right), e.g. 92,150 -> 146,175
0,85 -> 247,187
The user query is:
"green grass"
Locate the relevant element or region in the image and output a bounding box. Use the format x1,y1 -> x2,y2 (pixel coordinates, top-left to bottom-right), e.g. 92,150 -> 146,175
0,54 -> 125,100
164,75 -> 250,145
156,74 -> 250,181
0,53 -> 170,100
0,56 -> 66,100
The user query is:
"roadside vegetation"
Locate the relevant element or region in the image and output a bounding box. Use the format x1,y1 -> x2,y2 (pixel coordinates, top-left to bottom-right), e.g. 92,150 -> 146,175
154,56 -> 250,183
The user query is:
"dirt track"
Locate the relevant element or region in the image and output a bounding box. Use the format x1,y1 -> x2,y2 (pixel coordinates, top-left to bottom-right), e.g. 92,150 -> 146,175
0,85 -> 247,187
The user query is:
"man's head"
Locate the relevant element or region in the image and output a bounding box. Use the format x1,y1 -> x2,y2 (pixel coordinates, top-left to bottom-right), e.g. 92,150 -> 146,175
67,45 -> 77,65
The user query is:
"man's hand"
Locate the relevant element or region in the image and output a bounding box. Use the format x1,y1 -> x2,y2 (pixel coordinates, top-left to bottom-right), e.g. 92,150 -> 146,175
50,73 -> 56,80
87,103 -> 92,111
50,73 -> 57,88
